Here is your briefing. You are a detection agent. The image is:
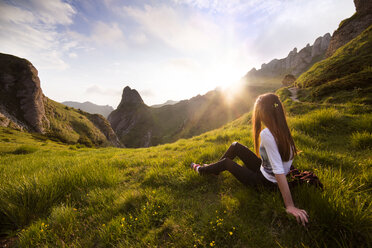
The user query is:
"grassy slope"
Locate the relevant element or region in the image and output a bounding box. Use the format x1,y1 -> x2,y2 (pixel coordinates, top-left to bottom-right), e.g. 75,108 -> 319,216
296,24 -> 372,104
0,88 -> 371,247
45,98 -> 113,147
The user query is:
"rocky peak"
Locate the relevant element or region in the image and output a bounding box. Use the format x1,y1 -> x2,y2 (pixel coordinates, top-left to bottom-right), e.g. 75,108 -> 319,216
118,86 -> 144,108
0,53 -> 49,133
248,33 -> 331,78
312,33 -> 331,57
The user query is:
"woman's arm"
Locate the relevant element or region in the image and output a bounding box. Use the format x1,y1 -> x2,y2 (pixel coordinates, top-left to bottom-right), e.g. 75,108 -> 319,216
275,173 -> 309,226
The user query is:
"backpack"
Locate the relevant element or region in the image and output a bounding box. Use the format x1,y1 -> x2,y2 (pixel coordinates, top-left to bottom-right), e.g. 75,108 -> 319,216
287,166 -> 323,189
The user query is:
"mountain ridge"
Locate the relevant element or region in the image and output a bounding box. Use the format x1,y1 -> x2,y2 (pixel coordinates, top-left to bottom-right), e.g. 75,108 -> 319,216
62,101 -> 114,118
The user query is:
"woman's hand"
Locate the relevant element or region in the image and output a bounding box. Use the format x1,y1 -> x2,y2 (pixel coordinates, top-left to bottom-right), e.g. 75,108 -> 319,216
275,174 -> 309,226
286,206 -> 309,226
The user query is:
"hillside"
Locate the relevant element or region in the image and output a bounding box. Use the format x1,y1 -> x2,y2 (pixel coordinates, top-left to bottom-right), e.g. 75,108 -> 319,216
62,101 -> 114,118
296,24 -> 372,104
0,83 -> 371,247
0,53 -> 122,148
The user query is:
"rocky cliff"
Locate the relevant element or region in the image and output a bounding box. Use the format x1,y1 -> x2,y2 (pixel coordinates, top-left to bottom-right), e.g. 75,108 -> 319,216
0,53 -> 122,147
108,86 -> 153,147
0,53 -> 50,133
326,0 -> 372,57
244,33 -> 331,85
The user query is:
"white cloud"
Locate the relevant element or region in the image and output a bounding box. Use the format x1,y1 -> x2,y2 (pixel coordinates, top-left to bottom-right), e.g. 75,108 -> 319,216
172,0 -> 280,15
86,85 -> 121,96
13,0 -> 76,25
91,21 -> 125,45
0,0 -> 76,70
130,32 -> 148,44
66,21 -> 126,50
122,4 -> 221,52
68,53 -> 77,58
0,2 -> 35,23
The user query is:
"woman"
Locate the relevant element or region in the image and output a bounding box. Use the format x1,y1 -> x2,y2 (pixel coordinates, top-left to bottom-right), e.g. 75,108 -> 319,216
191,93 -> 308,226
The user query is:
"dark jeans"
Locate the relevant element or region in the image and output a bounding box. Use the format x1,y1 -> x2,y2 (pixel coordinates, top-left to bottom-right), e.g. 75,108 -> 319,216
198,142 -> 276,188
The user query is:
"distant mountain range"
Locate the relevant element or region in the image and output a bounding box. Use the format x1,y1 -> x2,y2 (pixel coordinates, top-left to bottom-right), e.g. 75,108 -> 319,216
62,101 -> 114,118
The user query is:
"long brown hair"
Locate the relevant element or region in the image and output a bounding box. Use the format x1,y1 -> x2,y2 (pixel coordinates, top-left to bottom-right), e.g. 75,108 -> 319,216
252,93 -> 297,161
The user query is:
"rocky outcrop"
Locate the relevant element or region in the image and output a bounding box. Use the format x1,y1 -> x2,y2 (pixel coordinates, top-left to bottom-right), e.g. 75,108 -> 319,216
248,33 -> 331,80
282,74 -> 296,86
62,101 -> 114,118
86,113 -> 123,147
108,86 -> 153,147
0,53 -> 49,133
326,0 -> 372,57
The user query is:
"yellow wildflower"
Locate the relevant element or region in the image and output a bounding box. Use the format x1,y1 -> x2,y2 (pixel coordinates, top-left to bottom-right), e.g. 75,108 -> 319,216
229,232 -> 233,235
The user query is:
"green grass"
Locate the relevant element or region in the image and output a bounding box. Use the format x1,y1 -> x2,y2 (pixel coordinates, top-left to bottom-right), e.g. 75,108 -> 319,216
44,98 -> 113,147
0,87 -> 371,247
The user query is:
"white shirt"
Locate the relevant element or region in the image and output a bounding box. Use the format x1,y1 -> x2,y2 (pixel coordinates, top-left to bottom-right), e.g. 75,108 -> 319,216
259,128 -> 293,183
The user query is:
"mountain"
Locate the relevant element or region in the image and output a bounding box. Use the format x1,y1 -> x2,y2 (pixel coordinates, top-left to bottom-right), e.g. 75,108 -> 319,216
326,0 -> 372,57
62,101 -> 114,118
151,100 -> 179,108
296,18 -> 372,104
0,53 -> 49,133
243,33 -> 331,86
0,53 -> 122,147
108,85 -> 275,147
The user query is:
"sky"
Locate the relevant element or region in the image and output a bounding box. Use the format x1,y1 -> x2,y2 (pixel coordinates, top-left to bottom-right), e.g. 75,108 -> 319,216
0,0 -> 355,107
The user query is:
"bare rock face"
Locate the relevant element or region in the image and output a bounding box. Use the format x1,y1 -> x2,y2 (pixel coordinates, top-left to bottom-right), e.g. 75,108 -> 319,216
108,86 -> 153,147
354,0 -> 372,14
117,86 -> 144,106
326,0 -> 372,57
0,53 -> 49,133
282,74 -> 296,86
248,33 -> 331,79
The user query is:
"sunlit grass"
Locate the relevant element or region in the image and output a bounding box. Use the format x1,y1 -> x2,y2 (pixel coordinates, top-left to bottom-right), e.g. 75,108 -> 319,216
0,92 -> 371,247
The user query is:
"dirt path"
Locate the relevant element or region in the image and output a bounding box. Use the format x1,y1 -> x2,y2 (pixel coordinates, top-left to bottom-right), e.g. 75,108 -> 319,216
288,87 -> 299,102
